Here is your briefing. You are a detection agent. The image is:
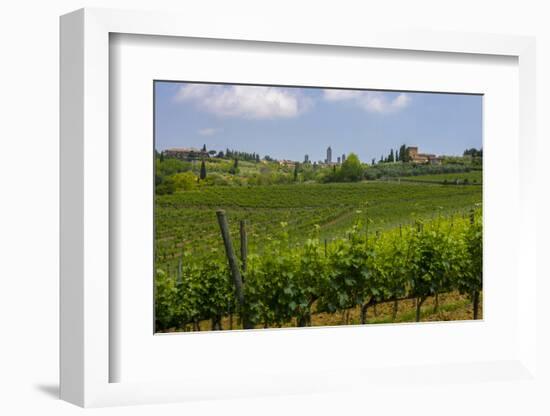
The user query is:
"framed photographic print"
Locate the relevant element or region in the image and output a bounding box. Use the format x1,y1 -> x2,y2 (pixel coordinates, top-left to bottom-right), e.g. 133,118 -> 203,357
153,81 -> 483,334
60,7 -> 538,408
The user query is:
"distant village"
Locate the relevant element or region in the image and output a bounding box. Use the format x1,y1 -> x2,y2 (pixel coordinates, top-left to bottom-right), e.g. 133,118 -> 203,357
161,144 -> 444,167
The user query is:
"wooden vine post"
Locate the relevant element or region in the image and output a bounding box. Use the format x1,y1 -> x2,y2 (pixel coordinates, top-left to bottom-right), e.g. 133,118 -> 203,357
216,210 -> 252,329
240,220 -> 248,277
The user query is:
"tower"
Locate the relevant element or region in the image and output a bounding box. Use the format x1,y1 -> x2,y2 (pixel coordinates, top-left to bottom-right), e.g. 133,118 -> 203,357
326,146 -> 332,164
342,153 -> 346,163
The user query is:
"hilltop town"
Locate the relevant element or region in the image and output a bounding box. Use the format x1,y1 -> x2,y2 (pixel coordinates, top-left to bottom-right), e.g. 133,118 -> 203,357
161,144 -> 446,167
155,143 -> 481,195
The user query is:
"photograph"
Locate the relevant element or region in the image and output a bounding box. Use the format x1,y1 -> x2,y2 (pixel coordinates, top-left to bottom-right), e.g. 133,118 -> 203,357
154,81 -> 483,332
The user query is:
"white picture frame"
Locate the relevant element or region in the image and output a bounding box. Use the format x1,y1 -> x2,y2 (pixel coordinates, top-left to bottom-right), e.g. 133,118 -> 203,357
60,7 -> 538,408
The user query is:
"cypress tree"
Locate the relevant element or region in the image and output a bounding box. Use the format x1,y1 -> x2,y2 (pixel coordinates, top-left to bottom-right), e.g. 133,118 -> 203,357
200,159 -> 207,180
399,144 -> 408,162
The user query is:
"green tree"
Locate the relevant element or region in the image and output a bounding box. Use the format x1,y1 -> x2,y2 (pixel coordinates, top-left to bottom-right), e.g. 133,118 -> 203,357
339,153 -> 363,182
229,158 -> 239,175
156,176 -> 176,195
389,149 -> 394,162
293,163 -> 299,182
399,144 -> 409,162
158,158 -> 192,176
200,159 -> 207,180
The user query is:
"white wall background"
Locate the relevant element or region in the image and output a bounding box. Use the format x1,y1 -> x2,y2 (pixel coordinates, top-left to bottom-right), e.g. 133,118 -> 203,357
0,1 -> 548,415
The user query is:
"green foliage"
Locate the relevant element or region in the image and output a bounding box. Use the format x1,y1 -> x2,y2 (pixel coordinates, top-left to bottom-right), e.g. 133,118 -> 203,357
463,148 -> 483,157
154,269 -> 178,329
157,158 -> 192,176
399,144 -> 408,162
398,171 -> 482,184
224,149 -> 261,162
339,153 -> 363,181
200,159 -> 207,180
406,219 -> 465,300
455,208 -> 482,297
369,227 -> 410,301
155,253 -> 235,330
228,158 -> 240,175
156,176 -> 176,195
364,163 -> 472,180
172,171 -> 198,191
319,222 -> 372,312
155,208 -> 483,331
324,153 -> 363,183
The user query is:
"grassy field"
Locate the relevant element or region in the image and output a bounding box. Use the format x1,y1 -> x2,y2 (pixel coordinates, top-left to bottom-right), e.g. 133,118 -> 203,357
155,180 -> 482,271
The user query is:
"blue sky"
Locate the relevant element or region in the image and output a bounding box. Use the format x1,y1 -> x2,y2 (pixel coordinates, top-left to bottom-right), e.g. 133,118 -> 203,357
155,81 -> 482,163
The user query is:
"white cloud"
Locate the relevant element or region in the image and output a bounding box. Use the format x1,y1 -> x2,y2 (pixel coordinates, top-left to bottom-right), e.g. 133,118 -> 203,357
323,89 -> 411,114
198,127 -> 220,136
391,93 -> 411,109
175,84 -> 312,119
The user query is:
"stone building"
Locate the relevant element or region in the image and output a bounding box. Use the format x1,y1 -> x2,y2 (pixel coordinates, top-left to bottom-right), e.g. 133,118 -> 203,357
162,147 -> 209,161
406,146 -> 442,165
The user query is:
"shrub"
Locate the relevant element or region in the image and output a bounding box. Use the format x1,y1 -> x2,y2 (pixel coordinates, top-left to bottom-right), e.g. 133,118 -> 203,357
172,171 -> 198,191
156,176 -> 176,195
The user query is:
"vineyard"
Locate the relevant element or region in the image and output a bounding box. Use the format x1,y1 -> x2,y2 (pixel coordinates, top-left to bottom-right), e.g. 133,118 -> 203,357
155,181 -> 482,270
398,170 -> 482,185
155,204 -> 482,332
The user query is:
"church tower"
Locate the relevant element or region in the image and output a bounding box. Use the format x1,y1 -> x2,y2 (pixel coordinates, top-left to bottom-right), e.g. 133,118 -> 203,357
326,146 -> 332,164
